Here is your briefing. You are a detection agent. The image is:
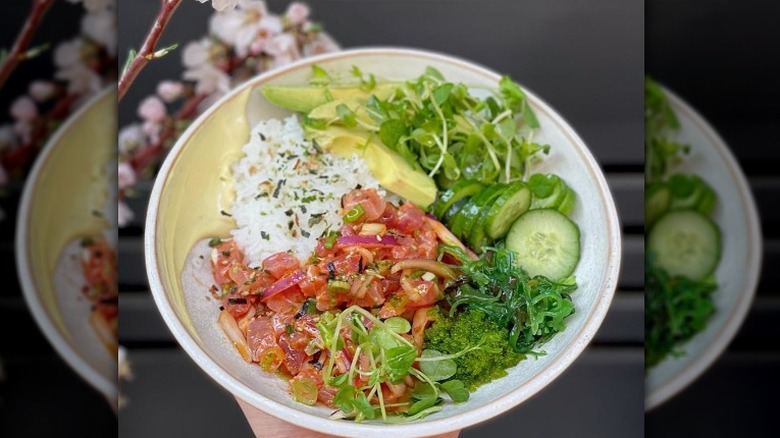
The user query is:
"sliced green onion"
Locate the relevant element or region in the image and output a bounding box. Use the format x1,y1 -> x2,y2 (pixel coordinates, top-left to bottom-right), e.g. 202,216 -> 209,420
328,280 -> 351,292
324,231 -> 340,249
344,204 -> 365,223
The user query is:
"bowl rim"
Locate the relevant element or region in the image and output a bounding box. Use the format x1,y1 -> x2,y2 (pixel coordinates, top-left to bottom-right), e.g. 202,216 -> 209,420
145,46 -> 622,436
15,86 -> 117,405
644,85 -> 763,410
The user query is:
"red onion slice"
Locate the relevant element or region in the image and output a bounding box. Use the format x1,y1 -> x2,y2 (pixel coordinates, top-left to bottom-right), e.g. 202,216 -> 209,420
261,269 -> 305,300
335,234 -> 398,248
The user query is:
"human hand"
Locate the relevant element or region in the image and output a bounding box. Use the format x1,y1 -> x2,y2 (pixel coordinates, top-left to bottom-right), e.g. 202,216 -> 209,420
235,397 -> 461,438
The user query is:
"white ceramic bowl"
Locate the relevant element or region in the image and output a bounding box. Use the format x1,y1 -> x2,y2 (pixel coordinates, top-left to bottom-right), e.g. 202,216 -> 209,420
15,88 -> 117,408
645,86 -> 762,410
145,48 -> 621,437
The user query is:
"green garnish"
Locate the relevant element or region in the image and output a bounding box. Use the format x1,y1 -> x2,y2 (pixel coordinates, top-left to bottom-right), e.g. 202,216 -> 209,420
644,258 -> 717,368
343,204 -> 365,223
306,67 -> 549,187
442,245 -> 577,354
208,237 -> 221,248
323,230 -> 340,249
314,306 -> 488,423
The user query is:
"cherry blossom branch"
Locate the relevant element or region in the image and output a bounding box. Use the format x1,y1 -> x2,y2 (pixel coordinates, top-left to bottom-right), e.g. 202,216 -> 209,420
118,0 -> 183,102
0,0 -> 55,91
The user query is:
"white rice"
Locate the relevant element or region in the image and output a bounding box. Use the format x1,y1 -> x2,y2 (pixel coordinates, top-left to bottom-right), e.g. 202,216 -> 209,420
230,116 -> 383,266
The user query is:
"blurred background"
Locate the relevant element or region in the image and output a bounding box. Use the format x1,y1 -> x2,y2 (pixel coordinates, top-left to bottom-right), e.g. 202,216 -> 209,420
118,1 -> 643,437
0,0 -> 117,436
646,0 -> 779,435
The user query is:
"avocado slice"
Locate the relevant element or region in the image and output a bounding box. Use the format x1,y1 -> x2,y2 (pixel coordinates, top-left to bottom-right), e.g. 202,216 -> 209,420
262,83 -> 397,113
308,99 -> 375,126
307,126 -> 437,207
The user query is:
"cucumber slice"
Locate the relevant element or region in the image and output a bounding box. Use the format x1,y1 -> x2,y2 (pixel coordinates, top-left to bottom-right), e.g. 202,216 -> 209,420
443,197 -> 469,224
433,180 -> 485,218
506,209 -> 581,280
467,185 -> 510,252
648,210 -> 720,281
645,183 -> 671,225
451,185 -> 504,240
484,183 -> 531,239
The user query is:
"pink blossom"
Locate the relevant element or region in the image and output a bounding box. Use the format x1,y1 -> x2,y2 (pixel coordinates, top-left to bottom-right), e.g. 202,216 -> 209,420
285,2 -> 309,26
117,162 -> 137,190
182,38 -> 212,68
118,200 -> 134,227
142,120 -> 162,145
196,0 -> 239,12
157,81 -> 184,102
183,64 -> 230,95
210,1 -> 279,57
118,124 -> 146,154
137,96 -> 167,122
10,97 -> 38,122
82,8 -> 117,56
264,32 -> 301,68
29,81 -> 56,102
13,121 -> 32,144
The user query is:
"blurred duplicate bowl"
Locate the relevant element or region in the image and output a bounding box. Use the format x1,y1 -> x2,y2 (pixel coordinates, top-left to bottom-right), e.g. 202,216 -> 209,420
645,86 -> 762,410
15,88 -> 118,410
145,48 -> 621,437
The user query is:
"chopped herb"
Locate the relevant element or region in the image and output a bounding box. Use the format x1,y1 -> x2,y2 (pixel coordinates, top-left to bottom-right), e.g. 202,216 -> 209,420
301,230 -> 311,238
80,237 -> 94,247
258,132 -> 266,141
285,324 -> 295,335
308,213 -> 326,227
324,231 -> 340,249
220,210 -> 232,217
327,280 -> 351,292
227,297 -> 247,305
285,209 -> 294,216
260,231 -> 270,240
272,178 -> 287,198
221,250 -> 231,257
208,237 -> 221,247
288,221 -> 294,230
300,205 -> 307,213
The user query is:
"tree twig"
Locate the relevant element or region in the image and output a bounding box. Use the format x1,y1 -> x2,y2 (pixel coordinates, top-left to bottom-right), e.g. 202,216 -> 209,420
0,0 -> 55,92
118,0 -> 183,102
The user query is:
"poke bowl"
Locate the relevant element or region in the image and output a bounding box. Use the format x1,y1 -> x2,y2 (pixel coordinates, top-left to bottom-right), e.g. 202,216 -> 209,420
145,48 -> 621,437
15,87 -> 118,409
644,84 -> 762,410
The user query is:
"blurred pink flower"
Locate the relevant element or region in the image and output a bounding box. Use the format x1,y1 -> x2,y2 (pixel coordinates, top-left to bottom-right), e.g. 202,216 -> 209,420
183,64 -> 230,95
182,38 -> 212,68
142,120 -> 162,145
13,121 -> 32,144
137,96 -> 167,122
118,124 -> 146,154
28,81 -> 56,102
210,1 -> 280,57
82,8 -> 117,56
196,0 -> 239,12
157,80 -> 184,102
285,2 -> 309,26
264,32 -> 301,68
118,162 -> 137,190
10,96 -> 38,122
